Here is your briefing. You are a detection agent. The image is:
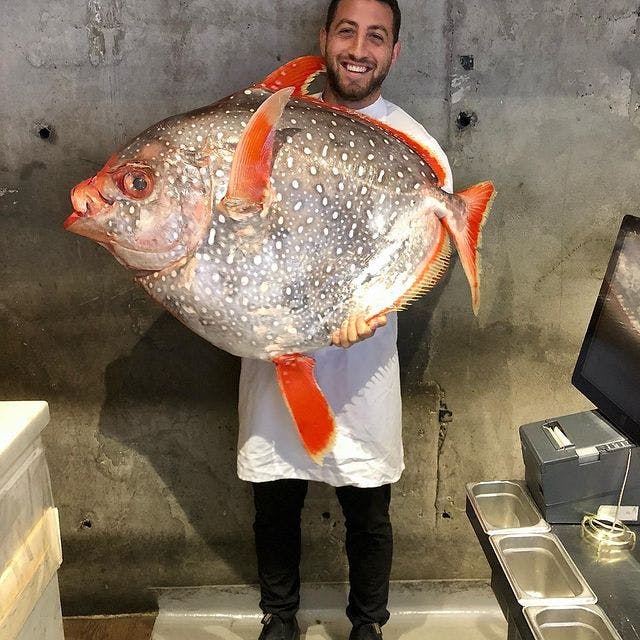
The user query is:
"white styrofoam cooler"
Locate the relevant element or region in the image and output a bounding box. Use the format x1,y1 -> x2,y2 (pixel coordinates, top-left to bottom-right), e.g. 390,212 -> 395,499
0,401 -> 64,640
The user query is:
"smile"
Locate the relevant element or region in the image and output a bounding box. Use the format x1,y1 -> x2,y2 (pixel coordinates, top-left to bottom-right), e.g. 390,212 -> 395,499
342,62 -> 371,74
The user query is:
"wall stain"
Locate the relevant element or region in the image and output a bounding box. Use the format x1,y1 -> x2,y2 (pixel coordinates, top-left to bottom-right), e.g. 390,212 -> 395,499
87,0 -> 125,66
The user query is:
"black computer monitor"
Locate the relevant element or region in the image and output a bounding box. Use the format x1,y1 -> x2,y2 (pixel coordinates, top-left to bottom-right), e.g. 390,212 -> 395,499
572,214 -> 640,445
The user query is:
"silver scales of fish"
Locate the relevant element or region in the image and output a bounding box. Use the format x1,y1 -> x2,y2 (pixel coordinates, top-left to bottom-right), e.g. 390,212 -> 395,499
65,56 -> 495,463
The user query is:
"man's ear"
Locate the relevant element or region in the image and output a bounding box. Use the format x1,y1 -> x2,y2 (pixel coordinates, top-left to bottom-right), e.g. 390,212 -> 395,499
319,26 -> 327,57
391,41 -> 401,65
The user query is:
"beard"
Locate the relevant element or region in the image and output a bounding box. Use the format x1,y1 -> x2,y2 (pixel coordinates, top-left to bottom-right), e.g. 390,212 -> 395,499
325,56 -> 392,103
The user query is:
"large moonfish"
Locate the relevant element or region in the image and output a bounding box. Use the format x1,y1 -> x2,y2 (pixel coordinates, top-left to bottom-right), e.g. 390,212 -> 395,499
65,56 -> 495,463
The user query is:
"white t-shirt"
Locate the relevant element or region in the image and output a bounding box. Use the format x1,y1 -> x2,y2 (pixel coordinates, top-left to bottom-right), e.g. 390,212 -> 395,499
237,95 -> 452,488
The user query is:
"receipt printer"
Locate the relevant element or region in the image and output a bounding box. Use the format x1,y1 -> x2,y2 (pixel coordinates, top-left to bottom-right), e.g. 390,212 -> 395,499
520,410 -> 640,523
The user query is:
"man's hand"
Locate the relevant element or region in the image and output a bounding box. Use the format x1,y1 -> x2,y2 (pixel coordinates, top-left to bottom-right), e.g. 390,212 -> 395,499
331,314 -> 388,349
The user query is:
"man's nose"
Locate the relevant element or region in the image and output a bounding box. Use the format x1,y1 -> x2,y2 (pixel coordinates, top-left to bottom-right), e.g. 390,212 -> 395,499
348,33 -> 368,60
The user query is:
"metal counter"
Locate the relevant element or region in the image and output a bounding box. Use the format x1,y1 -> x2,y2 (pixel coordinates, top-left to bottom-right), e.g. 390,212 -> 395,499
466,495 -> 640,639
553,524 -> 640,639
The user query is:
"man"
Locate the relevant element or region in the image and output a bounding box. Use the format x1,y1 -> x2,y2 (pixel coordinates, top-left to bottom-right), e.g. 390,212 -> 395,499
237,1 -> 453,639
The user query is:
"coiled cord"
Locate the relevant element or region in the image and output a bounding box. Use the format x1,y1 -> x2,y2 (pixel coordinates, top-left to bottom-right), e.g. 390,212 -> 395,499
581,448 -> 636,552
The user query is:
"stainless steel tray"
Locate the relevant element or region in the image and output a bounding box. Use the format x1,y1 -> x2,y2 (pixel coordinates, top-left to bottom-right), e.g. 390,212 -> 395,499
524,604 -> 622,640
490,532 -> 597,607
466,480 -> 550,535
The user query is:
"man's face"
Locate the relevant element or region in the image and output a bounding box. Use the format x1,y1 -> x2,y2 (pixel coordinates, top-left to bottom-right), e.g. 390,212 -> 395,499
320,0 -> 400,109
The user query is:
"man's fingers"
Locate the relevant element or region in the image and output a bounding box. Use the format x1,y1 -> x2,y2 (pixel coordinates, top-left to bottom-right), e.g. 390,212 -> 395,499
331,313 -> 388,348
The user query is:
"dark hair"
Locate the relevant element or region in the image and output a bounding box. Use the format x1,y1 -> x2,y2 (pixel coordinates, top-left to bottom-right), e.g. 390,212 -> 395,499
325,0 -> 401,44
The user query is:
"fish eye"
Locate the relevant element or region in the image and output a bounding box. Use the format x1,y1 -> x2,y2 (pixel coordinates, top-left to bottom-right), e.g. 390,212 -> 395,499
117,167 -> 154,199
132,176 -> 147,191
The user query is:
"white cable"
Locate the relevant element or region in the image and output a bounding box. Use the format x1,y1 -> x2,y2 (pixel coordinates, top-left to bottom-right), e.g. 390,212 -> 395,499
581,448 -> 636,551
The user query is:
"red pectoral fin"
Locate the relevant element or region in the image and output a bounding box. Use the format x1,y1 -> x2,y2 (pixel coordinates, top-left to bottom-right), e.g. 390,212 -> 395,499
258,56 -> 326,97
220,87 -> 294,218
273,353 -> 335,464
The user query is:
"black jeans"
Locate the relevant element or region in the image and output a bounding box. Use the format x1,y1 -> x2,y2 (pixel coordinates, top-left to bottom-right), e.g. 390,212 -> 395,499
252,479 -> 392,628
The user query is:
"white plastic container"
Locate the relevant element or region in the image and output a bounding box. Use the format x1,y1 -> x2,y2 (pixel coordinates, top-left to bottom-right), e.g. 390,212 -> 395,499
0,401 -> 64,640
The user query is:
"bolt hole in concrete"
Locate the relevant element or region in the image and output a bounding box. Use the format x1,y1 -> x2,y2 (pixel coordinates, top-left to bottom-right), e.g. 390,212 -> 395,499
456,111 -> 477,130
35,123 -> 54,141
442,511 -> 452,518
459,54 -> 474,70
322,511 -> 331,519
81,519 -> 92,529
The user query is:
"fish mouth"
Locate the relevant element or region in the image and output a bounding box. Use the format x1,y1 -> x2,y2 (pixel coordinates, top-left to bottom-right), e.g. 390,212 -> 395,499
65,176 -> 113,229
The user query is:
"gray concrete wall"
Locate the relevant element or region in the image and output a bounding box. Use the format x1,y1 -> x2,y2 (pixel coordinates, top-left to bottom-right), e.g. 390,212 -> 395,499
1,0 -> 638,616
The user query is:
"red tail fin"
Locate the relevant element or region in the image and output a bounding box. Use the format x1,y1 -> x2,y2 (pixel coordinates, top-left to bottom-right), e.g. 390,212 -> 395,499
273,354 -> 335,464
442,181 -> 495,314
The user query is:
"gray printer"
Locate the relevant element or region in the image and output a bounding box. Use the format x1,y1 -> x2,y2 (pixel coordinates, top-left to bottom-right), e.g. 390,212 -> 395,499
520,410 -> 640,523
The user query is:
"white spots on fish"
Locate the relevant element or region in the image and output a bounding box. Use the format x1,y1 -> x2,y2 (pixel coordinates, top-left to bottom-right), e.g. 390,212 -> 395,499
294,201 -> 303,211
215,169 -> 225,177
338,181 -> 344,191
377,169 -> 385,183
290,118 -> 297,124
219,214 -> 226,223
254,255 -> 262,266
305,132 -> 312,141
244,89 -> 252,95
208,229 -> 216,245
286,135 -> 293,144
316,184 -> 323,194
287,156 -> 294,168
303,147 -> 312,155
322,196 -> 328,206
369,139 -> 376,148
310,165 -> 318,175
361,186 -> 368,195
397,171 -> 404,178
291,179 -> 299,189
328,132 -> 335,141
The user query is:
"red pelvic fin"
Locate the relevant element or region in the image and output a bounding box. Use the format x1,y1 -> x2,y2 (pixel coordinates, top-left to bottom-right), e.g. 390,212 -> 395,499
443,181 -> 496,314
258,56 -> 326,97
273,353 -> 336,464
220,87 -> 294,218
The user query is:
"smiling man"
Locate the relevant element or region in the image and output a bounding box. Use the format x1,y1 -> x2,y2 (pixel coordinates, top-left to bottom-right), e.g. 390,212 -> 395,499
239,2 -> 453,640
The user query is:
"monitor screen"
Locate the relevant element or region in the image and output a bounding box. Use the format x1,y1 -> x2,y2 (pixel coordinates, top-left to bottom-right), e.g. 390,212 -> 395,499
572,215 -> 640,445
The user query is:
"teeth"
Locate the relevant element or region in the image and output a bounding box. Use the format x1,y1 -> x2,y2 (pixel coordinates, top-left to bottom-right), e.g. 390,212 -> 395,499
346,64 -> 368,73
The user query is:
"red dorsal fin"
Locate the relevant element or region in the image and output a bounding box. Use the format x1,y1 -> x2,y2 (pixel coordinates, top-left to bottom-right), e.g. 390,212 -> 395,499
273,353 -> 335,464
220,87 -> 294,218
258,56 -> 326,97
441,181 -> 496,314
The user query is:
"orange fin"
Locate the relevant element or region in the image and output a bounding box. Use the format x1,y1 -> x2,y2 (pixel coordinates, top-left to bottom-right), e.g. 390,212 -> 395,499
220,87 -> 294,218
442,181 -> 496,314
273,353 -> 335,464
258,56 -> 326,97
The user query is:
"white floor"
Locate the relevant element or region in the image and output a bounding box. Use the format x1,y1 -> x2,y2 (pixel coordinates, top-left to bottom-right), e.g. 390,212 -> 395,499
151,581 -> 507,640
